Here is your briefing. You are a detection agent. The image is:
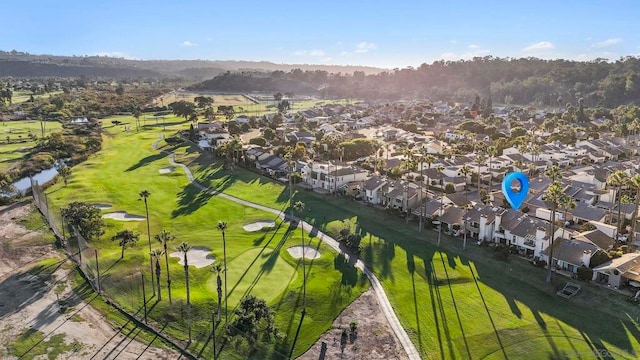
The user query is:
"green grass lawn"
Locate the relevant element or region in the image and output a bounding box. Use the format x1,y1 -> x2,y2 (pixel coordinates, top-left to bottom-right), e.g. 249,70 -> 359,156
167,141 -> 640,359
0,120 -> 63,171
45,122 -> 368,359
10,91 -> 62,104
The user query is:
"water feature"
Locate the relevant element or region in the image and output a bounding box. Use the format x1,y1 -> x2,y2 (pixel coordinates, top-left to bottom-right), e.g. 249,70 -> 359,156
12,166 -> 59,195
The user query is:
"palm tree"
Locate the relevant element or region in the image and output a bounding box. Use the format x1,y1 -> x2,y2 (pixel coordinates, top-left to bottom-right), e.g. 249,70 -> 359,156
475,154 -> 486,192
111,230 -> 138,259
486,146 -> 498,195
531,144 -> 541,163
608,170 -> 629,245
178,241 -> 192,342
437,165 -> 445,247
139,189 -> 155,296
217,221 -> 228,324
211,263 -> 223,321
155,229 -> 175,304
545,165 -> 561,183
513,160 -> 523,173
560,196 -> 576,240
422,154 -> 436,231
459,164 -> 472,250
150,249 -> 165,301
544,182 -> 565,283
527,163 -> 537,177
293,201 -> 307,313
401,148 -> 416,222
628,174 -> 640,244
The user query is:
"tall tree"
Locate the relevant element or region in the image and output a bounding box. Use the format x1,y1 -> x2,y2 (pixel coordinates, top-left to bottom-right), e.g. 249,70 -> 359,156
111,230 -> 138,259
544,182 -> 565,283
155,229 -> 175,304
150,249 -> 164,301
211,263 -> 223,322
61,202 -> 104,241
225,295 -> 277,354
486,146 -> 497,196
437,165 -> 445,247
293,201 -> 307,313
545,165 -> 562,183
56,164 -> 72,186
608,170 -> 629,245
178,241 -> 192,342
217,221 -> 229,324
139,190 -> 155,296
475,154 -> 486,192
629,174 -> 640,244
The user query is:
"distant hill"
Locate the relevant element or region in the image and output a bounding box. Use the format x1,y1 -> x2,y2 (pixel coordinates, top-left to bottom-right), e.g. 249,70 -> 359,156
0,50 -> 384,80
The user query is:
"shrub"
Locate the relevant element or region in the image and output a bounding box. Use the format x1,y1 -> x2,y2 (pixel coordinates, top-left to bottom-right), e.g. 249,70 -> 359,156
576,266 -> 593,281
444,183 -> 455,193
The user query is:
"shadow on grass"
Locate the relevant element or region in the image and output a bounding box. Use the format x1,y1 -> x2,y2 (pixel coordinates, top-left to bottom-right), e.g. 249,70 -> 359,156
124,152 -> 167,172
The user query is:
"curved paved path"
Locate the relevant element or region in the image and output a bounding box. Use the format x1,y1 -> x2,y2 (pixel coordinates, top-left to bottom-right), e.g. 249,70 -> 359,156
153,136 -> 421,360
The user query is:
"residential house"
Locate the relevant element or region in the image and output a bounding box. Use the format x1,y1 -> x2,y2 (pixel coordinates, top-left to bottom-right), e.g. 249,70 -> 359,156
256,155 -> 287,175
541,237 -> 603,273
363,176 -> 388,205
592,253 -> 640,288
302,161 -> 369,193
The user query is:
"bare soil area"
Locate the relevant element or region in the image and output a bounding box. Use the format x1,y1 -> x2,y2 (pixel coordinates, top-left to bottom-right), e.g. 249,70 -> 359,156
0,202 -> 180,359
298,288 -> 407,360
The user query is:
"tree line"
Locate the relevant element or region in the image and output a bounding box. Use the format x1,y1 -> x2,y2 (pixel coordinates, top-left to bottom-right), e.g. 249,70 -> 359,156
192,56 -> 640,107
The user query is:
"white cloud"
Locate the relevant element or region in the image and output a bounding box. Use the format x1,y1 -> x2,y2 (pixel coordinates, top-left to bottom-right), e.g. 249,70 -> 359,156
522,41 -> 554,52
181,41 -> 197,48
340,42 -> 378,57
592,38 -> 622,48
293,49 -> 325,57
354,42 -> 377,54
468,44 -> 480,49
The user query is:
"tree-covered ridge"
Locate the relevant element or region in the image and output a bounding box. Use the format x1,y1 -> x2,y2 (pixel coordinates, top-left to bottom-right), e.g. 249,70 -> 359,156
193,57 -> 640,107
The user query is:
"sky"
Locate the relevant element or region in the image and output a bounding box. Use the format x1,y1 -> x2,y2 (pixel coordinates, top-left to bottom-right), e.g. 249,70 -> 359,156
3,0 -> 640,69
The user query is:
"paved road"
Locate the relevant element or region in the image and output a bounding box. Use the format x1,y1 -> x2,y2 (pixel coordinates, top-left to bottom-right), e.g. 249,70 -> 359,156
152,136 -> 421,360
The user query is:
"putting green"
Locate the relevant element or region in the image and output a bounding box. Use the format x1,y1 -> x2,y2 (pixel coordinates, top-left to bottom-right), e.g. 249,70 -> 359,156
207,247 -> 297,306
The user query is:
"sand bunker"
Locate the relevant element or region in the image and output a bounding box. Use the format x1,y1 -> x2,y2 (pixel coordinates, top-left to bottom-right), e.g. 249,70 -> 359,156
169,247 -> 215,268
243,221 -> 276,232
287,246 -> 321,259
93,203 -> 112,210
101,211 -> 146,221
159,166 -> 175,174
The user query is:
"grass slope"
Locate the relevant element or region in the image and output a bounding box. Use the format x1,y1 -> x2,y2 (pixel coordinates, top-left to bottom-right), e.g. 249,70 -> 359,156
170,140 -> 640,359
46,121 -> 367,359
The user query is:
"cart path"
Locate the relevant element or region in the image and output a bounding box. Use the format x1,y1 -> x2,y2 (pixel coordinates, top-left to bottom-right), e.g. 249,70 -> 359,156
152,136 -> 421,360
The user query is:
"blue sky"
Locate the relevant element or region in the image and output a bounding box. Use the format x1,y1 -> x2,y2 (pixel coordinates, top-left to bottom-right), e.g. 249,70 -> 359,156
3,0 -> 639,68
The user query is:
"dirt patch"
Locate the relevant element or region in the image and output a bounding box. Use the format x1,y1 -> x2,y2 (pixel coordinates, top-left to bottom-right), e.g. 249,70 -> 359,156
0,202 -> 53,278
298,288 -> 407,360
0,202 -> 179,359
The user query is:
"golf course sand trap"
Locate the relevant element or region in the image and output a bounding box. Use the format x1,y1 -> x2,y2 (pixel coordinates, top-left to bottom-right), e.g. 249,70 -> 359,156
287,246 -> 321,259
243,220 -> 276,232
159,166 -> 175,174
169,247 -> 215,268
93,203 -> 112,210
101,211 -> 146,221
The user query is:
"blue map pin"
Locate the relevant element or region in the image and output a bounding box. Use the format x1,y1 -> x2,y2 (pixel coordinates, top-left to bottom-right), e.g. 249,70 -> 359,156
502,172 -> 529,210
